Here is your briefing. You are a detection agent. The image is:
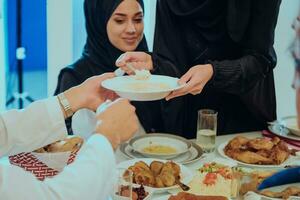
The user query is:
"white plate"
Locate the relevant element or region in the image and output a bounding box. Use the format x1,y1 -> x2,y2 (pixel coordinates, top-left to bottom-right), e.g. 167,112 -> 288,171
120,141 -> 204,164
116,158 -> 194,194
128,134 -> 192,159
217,142 -> 296,168
102,75 -> 184,101
281,116 -> 300,137
268,125 -> 300,141
256,183 -> 300,200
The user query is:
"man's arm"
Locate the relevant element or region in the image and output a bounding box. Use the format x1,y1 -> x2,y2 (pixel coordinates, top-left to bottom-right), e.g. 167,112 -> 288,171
0,97 -> 67,157
0,135 -> 115,200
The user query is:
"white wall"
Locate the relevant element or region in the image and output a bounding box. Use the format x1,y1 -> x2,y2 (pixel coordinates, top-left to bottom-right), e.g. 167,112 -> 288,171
274,1 -> 300,118
144,0 -> 157,51
0,0 -> 7,111
47,0 -> 73,96
72,0 -> 85,60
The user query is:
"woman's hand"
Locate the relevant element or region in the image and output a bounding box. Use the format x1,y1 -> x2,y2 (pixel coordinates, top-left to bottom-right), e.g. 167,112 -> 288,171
166,64 -> 214,100
64,73 -> 118,112
116,51 -> 153,74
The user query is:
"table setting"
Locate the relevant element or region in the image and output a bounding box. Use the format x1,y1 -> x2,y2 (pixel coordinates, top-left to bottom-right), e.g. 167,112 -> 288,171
1,69 -> 300,200
103,70 -> 300,199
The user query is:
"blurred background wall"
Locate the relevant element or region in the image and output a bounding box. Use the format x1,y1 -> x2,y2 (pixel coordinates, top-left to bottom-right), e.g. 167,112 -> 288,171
0,0 -> 7,111
274,0 -> 300,118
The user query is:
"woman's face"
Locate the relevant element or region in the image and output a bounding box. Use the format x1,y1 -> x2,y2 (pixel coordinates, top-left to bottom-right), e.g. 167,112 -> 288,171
107,0 -> 144,52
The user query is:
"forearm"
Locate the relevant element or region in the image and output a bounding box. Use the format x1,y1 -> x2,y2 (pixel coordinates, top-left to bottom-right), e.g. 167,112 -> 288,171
0,135 -> 116,200
0,97 -> 67,157
209,53 -> 275,94
151,53 -> 182,78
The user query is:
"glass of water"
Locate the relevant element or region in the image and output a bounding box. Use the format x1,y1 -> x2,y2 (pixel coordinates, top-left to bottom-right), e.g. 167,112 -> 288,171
196,109 -> 217,153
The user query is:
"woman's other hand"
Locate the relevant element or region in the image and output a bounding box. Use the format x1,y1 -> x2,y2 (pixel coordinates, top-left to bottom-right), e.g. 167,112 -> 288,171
166,64 -> 213,100
115,51 -> 153,74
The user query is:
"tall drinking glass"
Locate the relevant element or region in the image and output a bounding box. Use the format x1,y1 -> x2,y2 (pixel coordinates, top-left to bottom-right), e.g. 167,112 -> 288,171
196,109 -> 217,153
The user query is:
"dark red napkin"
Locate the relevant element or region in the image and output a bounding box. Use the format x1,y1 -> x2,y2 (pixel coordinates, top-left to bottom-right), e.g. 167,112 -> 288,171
262,130 -> 300,150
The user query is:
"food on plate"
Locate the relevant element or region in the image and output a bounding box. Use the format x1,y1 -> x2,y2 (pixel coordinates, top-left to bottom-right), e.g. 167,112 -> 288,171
142,145 -> 177,154
125,82 -> 171,92
224,136 -> 294,165
168,192 -> 228,200
34,136 -> 83,153
134,69 -> 151,80
239,170 -> 275,195
117,185 -> 149,200
124,160 -> 181,188
187,162 -> 237,198
260,186 -> 300,199
238,170 -> 300,199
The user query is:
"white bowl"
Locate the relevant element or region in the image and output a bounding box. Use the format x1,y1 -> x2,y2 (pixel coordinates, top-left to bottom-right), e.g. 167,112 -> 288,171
101,75 -> 184,101
128,133 -> 191,159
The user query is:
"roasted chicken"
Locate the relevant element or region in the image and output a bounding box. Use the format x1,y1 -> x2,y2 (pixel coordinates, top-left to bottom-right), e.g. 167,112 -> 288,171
224,136 -> 293,165
124,161 -> 181,188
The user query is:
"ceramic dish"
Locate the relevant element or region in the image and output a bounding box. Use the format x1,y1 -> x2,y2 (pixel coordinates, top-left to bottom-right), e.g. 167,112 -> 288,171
120,141 -> 203,164
117,158 -> 194,194
256,183 -> 300,200
128,134 -> 192,159
101,75 -> 184,101
268,125 -> 300,141
217,142 -> 296,168
281,116 -> 300,137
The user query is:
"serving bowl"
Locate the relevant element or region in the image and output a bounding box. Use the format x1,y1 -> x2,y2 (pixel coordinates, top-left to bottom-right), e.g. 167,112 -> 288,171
128,133 -> 191,159
101,75 -> 184,101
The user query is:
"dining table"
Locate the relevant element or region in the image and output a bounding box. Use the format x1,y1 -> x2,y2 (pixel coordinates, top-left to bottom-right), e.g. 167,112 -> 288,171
115,131 -> 295,200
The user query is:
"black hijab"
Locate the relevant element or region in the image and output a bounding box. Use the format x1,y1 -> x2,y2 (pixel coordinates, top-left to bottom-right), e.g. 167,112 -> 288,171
82,0 -> 148,73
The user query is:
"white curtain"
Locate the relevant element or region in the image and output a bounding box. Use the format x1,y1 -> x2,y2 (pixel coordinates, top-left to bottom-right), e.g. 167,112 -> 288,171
0,0 -> 7,111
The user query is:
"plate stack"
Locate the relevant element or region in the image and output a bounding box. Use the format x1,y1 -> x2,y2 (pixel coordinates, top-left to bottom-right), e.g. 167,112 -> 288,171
120,133 -> 204,164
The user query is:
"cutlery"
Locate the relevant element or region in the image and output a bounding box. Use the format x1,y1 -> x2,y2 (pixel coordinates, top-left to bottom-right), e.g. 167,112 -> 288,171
257,167 -> 300,190
175,178 -> 190,191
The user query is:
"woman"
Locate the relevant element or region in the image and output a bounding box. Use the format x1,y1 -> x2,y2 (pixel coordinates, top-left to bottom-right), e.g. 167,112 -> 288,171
55,0 -> 162,133
117,0 -> 281,138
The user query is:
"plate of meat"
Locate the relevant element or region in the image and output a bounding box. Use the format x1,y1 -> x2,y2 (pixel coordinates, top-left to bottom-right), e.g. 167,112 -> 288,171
117,158 -> 193,194
218,136 -> 297,168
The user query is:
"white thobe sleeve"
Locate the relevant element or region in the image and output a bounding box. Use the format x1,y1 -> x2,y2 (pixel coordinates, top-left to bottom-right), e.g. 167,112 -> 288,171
0,96 -> 67,157
0,134 -> 116,200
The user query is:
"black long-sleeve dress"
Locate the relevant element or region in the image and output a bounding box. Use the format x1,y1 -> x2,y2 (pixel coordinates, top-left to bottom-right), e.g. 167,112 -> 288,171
150,0 -> 281,138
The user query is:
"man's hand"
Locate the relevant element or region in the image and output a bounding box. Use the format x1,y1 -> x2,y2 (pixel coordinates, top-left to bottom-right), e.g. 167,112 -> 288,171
116,52 -> 153,75
64,73 -> 118,112
166,64 -> 213,100
95,98 -> 139,149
